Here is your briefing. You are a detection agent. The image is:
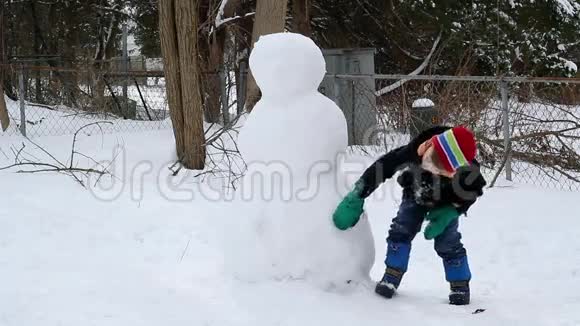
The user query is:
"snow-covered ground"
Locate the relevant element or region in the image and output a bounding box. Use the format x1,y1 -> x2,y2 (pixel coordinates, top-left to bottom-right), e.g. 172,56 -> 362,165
1,128 -> 579,326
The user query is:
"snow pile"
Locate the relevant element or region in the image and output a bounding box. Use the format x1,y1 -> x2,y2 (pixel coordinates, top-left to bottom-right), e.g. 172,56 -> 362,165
231,33 -> 375,288
412,98 -> 435,108
1,127 -> 580,325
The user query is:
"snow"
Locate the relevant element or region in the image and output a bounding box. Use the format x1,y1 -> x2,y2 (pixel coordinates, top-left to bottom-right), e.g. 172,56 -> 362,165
145,58 -> 164,71
561,58 -> 578,74
236,32 -> 375,287
127,34 -> 140,56
215,0 -> 228,27
1,30 -> 580,326
412,98 -> 435,108
515,47 -> 523,61
555,0 -> 578,16
1,128 -> 580,325
497,10 -> 516,27
249,33 -> 326,99
215,12 -> 256,28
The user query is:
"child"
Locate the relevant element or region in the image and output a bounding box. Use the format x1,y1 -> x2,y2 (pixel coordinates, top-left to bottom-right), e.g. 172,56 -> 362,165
333,126 -> 486,305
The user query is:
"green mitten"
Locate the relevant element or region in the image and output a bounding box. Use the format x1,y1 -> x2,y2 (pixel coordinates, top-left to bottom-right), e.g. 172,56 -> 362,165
424,205 -> 460,240
333,181 -> 365,230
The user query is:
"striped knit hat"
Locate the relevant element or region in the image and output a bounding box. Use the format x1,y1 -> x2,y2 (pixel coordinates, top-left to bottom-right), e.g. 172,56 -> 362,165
432,126 -> 477,173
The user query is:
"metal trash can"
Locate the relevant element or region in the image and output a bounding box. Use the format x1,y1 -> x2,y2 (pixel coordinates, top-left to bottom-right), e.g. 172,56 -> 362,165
410,98 -> 437,139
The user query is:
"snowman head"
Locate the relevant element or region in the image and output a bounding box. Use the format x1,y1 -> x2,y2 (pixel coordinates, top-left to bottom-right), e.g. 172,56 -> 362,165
249,33 -> 326,99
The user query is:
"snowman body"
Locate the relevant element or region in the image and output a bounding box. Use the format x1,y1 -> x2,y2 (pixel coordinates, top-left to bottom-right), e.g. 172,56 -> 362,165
236,32 -> 375,287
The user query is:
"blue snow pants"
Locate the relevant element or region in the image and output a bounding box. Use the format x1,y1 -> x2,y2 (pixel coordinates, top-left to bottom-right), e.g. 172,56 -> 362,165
384,190 -> 471,285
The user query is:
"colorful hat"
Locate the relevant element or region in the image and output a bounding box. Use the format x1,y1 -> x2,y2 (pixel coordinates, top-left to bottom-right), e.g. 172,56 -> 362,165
432,126 -> 477,173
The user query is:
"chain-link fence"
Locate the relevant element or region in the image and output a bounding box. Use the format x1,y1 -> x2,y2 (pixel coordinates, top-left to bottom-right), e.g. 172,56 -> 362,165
332,74 -> 580,191
0,62 -> 243,138
2,63 -> 579,191
1,64 -> 171,137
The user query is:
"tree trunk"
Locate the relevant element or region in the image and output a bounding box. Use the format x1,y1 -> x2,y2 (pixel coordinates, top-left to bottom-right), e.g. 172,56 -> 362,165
159,0 -> 186,159
205,31 -> 225,124
0,81 -> 8,131
199,0 -> 244,124
292,0 -> 311,36
91,5 -> 120,114
0,76 -> 10,131
159,0 -> 206,170
244,0 -> 288,112
0,2 -> 9,131
60,3 -> 78,108
175,0 -> 206,169
198,0 -> 224,124
31,1 -> 42,103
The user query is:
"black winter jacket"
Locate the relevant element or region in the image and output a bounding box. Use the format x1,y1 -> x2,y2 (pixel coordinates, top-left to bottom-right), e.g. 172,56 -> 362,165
358,126 -> 486,214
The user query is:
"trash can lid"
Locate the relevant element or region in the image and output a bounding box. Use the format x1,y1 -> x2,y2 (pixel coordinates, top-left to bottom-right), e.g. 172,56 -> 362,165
412,98 -> 435,108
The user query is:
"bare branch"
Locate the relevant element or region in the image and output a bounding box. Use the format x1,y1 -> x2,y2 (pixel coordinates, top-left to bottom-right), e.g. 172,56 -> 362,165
376,31 -> 442,96
0,123 -> 115,188
70,122 -> 113,168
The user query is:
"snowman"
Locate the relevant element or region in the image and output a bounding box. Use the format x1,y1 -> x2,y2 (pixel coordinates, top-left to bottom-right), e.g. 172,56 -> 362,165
234,32 -> 375,289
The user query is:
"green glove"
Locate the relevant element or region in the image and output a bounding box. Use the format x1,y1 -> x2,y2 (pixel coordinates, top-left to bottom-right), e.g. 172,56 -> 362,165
333,181 -> 365,230
424,205 -> 460,240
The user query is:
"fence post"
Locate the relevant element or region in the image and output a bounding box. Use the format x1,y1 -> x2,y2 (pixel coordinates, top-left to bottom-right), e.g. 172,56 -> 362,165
237,62 -> 247,114
18,66 -> 27,137
121,22 -> 129,113
500,80 -> 512,181
220,68 -> 230,125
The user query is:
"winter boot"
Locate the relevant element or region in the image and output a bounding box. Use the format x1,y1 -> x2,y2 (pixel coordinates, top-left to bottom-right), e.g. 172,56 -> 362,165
449,281 -> 470,305
375,242 -> 411,299
443,256 -> 472,305
375,267 -> 404,298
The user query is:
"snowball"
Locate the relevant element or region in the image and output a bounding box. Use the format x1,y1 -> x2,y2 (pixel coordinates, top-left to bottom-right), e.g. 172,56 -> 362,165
249,33 -> 326,99
412,98 -> 435,108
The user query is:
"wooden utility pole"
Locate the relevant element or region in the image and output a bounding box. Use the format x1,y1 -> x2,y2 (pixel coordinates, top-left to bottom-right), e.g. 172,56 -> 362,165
159,0 -> 206,169
244,0 -> 288,112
